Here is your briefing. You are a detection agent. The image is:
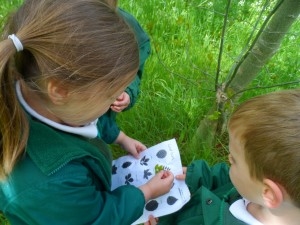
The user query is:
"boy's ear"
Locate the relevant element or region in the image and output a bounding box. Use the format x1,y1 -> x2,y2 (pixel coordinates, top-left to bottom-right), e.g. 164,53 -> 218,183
47,79 -> 69,105
262,178 -> 283,209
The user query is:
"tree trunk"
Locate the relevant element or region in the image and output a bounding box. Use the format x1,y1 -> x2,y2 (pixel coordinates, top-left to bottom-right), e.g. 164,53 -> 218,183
190,0 -> 300,151
226,0 -> 300,94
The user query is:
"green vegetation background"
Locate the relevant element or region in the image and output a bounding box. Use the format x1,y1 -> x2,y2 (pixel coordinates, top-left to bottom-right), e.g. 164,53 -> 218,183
0,0 -> 299,224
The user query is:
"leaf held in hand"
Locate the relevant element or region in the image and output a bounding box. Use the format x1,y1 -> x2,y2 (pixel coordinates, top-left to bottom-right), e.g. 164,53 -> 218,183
155,164 -> 164,174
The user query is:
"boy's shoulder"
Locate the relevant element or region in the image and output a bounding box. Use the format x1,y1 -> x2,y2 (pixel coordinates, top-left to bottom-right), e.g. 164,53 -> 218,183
159,185 -> 245,225
158,160 -> 246,225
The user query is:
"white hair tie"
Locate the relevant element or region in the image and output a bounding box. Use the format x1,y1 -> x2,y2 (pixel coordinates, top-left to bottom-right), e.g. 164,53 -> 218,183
8,34 -> 23,52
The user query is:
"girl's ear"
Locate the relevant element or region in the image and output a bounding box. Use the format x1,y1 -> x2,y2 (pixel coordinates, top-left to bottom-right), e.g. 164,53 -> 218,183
262,178 -> 284,209
47,79 -> 69,105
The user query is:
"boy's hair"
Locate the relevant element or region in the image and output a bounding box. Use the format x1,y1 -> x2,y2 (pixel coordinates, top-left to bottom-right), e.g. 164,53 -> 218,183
228,89 -> 300,207
0,0 -> 139,179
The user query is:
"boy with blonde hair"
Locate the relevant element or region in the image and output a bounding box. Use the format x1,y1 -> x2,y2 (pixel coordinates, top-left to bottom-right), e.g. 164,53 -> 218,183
146,89 -> 300,225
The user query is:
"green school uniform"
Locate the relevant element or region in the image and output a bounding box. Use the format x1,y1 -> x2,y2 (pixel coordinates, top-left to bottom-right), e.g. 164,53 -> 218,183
120,8 -> 151,109
0,116 -> 145,225
158,160 -> 247,225
99,8 -> 151,144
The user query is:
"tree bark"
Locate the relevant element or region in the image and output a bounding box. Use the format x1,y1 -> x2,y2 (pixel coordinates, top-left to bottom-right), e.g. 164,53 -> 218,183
226,0 -> 300,94
191,0 -> 300,151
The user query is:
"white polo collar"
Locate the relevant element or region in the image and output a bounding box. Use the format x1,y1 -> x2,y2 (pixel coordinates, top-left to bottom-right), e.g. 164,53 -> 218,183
230,198 -> 263,225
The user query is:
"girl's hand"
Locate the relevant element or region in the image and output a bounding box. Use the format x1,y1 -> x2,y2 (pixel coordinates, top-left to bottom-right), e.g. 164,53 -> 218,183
139,170 -> 174,201
110,92 -> 130,112
122,137 -> 146,159
144,215 -> 158,225
114,131 -> 146,159
142,168 -> 186,225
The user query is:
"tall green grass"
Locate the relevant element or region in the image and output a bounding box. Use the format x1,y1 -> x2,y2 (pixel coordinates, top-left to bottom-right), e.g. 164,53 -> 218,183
0,0 -> 299,224
117,0 -> 300,164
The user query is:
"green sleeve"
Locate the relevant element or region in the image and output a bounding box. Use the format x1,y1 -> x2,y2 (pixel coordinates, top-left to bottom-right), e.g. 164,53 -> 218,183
118,8 -> 151,110
158,160 -> 234,225
97,110 -> 120,144
5,160 -> 145,225
125,72 -> 141,109
186,160 -> 231,194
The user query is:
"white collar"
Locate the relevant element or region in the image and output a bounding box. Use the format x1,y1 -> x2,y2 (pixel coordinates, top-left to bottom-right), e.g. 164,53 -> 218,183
230,199 -> 264,225
16,81 -> 98,139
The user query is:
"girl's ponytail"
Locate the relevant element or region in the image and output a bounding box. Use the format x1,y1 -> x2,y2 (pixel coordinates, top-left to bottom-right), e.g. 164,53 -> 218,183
0,35 -> 29,179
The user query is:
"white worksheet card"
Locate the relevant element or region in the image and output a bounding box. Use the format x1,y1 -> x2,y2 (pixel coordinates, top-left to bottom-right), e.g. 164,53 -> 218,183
111,139 -> 191,224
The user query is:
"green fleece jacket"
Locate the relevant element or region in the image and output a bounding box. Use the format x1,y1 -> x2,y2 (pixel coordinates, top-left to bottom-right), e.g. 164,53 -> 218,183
158,160 -> 247,225
99,8 -> 151,144
0,116 -> 145,225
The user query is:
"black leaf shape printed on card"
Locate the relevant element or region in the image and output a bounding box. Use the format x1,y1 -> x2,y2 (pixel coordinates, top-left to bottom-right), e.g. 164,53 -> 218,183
167,196 -> 178,205
145,200 -> 159,211
140,155 -> 150,166
122,161 -> 132,169
125,173 -> 134,185
112,164 -> 117,175
143,169 -> 152,180
156,149 -> 167,158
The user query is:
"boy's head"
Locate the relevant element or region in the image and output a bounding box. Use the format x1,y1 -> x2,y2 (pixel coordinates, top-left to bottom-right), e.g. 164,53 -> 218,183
228,89 -> 300,208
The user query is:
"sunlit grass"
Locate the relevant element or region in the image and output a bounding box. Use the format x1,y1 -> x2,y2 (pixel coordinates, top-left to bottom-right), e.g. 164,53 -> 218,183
118,0 -> 300,164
